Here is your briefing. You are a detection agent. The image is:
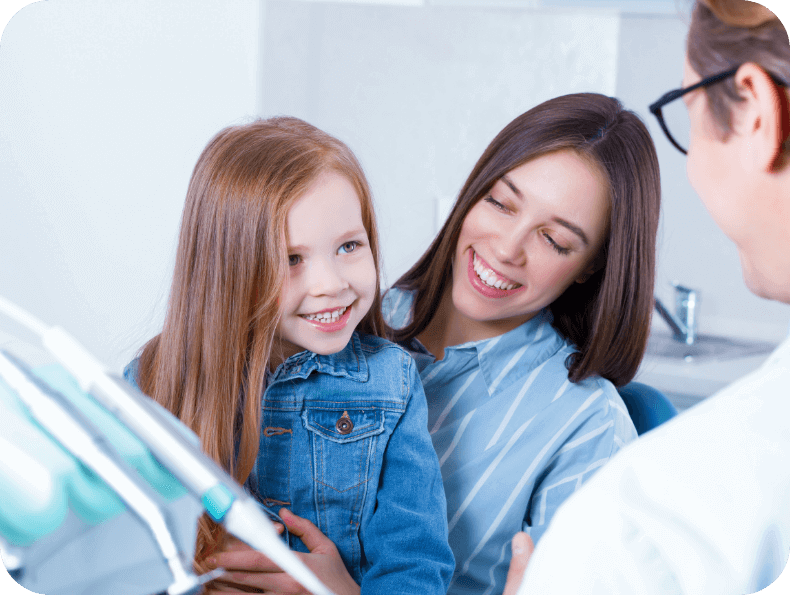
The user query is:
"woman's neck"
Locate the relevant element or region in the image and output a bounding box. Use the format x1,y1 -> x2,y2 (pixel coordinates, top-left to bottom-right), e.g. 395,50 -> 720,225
416,290 -> 454,361
416,286 -> 537,360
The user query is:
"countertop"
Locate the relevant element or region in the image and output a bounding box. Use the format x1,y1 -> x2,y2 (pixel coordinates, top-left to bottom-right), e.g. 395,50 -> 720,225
633,336 -> 776,410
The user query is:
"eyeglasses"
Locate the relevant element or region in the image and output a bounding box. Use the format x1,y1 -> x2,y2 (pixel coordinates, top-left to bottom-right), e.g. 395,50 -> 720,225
648,67 -> 739,155
648,66 -> 788,155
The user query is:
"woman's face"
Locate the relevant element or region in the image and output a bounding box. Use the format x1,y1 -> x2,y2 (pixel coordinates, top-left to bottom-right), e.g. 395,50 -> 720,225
274,171 -> 377,363
449,149 -> 610,338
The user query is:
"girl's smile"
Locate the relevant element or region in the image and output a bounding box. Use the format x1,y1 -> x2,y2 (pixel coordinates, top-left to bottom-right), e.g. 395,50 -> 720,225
300,304 -> 353,331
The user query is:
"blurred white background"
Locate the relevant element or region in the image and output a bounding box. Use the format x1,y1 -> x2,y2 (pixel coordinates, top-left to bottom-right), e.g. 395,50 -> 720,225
1,0 -> 789,372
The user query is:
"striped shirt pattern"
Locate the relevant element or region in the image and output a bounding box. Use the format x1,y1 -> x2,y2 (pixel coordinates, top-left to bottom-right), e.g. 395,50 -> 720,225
384,288 -> 638,595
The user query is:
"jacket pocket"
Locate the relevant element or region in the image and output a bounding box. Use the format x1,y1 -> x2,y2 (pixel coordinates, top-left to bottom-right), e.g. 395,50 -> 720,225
303,407 -> 385,493
303,407 -> 386,573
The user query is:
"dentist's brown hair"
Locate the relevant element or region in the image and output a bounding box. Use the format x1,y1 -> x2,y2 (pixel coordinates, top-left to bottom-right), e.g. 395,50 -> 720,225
688,0 -> 790,148
390,93 -> 661,387
136,116 -> 384,568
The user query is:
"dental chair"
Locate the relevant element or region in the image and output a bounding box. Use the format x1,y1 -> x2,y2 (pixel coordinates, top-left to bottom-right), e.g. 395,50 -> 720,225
618,382 -> 678,436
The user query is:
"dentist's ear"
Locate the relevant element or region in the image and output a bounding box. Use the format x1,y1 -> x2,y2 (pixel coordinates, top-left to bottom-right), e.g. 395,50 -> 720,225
733,62 -> 790,173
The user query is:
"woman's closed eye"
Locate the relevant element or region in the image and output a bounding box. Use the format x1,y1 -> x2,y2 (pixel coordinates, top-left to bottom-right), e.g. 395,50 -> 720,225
542,231 -> 571,255
484,195 -> 509,212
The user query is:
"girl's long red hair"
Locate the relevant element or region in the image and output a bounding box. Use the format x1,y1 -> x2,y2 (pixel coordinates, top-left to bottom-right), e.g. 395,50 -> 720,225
136,117 -> 385,569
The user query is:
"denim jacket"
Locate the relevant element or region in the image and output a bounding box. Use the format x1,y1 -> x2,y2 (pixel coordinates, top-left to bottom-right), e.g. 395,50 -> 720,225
125,332 -> 454,594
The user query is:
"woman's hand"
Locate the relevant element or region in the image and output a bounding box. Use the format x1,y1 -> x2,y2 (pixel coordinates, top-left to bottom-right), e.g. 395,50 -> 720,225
204,508 -> 360,595
502,532 -> 535,595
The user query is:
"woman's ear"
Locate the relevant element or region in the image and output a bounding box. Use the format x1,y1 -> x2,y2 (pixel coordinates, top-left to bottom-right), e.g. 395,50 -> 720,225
733,62 -> 790,173
575,249 -> 606,284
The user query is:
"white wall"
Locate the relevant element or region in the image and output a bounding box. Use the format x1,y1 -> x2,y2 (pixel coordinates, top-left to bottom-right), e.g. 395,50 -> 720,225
1,0 -> 787,378
260,0 -> 620,286
0,0 -> 263,371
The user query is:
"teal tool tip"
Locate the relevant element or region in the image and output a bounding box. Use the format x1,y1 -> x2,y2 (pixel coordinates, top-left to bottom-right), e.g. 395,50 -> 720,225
202,485 -> 235,522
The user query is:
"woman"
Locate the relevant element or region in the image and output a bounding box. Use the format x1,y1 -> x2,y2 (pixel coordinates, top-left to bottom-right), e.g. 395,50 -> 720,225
384,92 -> 661,594
512,1 -> 790,593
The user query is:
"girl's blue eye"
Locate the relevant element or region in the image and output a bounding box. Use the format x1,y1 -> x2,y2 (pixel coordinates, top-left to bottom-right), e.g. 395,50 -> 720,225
288,254 -> 301,266
338,241 -> 360,255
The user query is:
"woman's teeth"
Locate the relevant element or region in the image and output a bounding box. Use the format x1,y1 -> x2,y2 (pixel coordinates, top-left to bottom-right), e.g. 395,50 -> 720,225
473,253 -> 521,290
303,307 -> 347,323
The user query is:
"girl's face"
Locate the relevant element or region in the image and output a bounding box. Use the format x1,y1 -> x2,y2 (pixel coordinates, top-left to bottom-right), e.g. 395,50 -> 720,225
449,149 -> 610,339
274,171 -> 377,363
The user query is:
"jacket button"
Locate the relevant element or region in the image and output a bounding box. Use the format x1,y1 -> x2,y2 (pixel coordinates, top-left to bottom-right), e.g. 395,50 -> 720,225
336,411 -> 354,435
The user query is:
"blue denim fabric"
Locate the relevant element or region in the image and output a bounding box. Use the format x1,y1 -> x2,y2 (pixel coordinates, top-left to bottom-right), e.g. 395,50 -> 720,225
125,333 -> 454,594
248,332 -> 453,594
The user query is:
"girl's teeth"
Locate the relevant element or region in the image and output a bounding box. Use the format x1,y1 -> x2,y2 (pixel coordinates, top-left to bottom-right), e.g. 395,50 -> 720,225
304,307 -> 347,322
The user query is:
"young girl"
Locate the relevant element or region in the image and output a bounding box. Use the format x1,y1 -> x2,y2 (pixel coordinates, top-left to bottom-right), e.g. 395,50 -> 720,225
125,117 -> 454,594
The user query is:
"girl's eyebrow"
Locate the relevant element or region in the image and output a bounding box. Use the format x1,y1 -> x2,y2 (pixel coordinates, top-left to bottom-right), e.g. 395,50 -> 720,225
500,175 -> 589,246
286,227 -> 368,253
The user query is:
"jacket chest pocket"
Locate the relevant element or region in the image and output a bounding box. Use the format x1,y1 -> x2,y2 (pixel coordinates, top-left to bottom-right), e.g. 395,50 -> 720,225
303,408 -> 385,494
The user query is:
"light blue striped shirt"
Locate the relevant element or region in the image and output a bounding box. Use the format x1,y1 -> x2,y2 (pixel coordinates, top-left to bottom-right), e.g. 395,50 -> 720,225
383,288 -> 638,595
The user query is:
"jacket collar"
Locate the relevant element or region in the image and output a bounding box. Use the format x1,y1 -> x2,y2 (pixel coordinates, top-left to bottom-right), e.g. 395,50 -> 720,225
269,332 -> 369,383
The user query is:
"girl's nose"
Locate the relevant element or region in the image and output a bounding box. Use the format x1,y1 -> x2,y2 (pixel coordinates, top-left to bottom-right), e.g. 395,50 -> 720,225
307,259 -> 349,296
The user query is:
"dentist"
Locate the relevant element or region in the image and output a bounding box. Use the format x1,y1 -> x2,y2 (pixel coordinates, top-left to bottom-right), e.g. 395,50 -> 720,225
505,0 -> 790,593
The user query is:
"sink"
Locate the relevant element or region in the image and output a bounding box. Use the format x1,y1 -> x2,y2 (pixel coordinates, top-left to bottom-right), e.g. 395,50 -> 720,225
646,332 -> 777,361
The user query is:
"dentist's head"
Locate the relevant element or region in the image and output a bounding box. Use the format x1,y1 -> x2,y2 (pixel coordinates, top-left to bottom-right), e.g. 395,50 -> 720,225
652,0 -> 790,302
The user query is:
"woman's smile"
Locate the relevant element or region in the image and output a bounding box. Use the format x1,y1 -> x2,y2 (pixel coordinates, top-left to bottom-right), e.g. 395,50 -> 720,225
468,249 -> 526,298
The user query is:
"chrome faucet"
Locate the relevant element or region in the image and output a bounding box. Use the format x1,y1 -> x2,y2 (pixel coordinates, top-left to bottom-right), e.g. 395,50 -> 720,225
654,282 -> 698,345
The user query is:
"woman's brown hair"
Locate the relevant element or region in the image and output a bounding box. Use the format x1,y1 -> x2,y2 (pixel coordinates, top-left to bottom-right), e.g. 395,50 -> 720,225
390,93 -> 661,387
688,0 -> 790,145
135,116 -> 385,568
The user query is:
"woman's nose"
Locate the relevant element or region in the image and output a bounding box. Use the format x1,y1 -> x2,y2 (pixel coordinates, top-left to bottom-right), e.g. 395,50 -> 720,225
492,228 -> 528,267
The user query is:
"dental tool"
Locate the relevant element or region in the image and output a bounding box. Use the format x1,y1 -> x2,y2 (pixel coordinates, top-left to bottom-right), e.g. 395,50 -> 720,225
0,535 -> 23,581
0,295 -> 335,595
0,349 -> 216,595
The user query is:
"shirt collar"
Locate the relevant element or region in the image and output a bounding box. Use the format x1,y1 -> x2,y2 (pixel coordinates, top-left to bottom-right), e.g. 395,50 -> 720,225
269,332 -> 369,383
443,308 -> 560,357
410,307 -> 569,395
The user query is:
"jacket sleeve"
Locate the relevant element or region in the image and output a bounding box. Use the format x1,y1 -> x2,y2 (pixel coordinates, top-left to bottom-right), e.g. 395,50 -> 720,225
358,355 -> 455,595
